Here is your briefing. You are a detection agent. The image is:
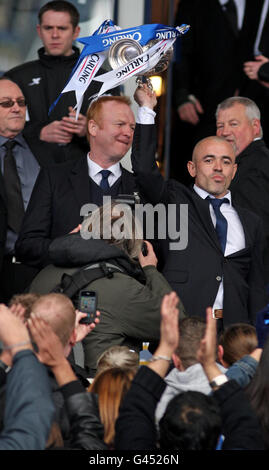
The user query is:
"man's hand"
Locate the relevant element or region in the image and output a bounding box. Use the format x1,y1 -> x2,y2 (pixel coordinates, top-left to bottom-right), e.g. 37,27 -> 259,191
9,302 -> 27,323
244,55 -> 269,81
159,291 -> 180,352
0,304 -> 32,358
147,291 -> 180,377
138,240 -> 158,268
197,307 -> 222,382
28,313 -> 77,386
61,107 -> 87,137
28,313 -> 66,368
197,307 -> 217,367
75,309 -> 101,343
69,224 -> 81,234
134,83 -> 157,110
40,120 -> 73,144
177,98 -> 204,125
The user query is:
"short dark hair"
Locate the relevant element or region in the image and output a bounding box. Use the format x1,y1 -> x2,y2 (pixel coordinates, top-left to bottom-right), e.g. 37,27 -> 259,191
219,323 -> 258,366
159,391 -> 221,450
38,1 -> 80,29
175,317 -> 206,369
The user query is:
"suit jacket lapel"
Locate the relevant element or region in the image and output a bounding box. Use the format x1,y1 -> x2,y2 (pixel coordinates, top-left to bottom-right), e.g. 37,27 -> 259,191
258,3 -> 269,55
233,204 -> 252,248
191,189 -> 222,252
69,156 -> 91,211
0,170 -> 7,206
240,0 -> 265,47
120,166 -> 136,194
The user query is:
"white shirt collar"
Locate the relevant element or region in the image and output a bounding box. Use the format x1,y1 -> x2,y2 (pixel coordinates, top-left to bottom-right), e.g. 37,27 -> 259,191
87,154 -> 121,179
193,184 -> 232,203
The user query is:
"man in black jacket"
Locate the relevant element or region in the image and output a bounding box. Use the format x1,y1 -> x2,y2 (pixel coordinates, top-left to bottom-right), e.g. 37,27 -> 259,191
132,86 -> 267,328
170,0 -> 265,182
4,1 -> 119,162
216,95 -> 269,283
15,94 -> 142,269
0,77 -> 61,303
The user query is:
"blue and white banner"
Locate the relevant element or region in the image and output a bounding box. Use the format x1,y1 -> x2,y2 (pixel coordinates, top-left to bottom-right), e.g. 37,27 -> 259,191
49,20 -> 189,118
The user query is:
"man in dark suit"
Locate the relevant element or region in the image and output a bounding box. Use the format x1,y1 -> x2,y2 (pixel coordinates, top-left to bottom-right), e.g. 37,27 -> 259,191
242,0 -> 269,146
132,86 -> 267,329
15,94 -> 141,269
0,77 -> 59,303
170,0 -> 264,182
216,95 -> 269,283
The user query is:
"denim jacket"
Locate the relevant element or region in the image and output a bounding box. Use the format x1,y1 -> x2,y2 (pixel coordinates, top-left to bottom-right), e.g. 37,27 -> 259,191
225,355 -> 258,387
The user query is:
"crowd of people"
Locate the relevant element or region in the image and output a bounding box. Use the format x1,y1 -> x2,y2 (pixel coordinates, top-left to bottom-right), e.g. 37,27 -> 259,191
0,0 -> 269,454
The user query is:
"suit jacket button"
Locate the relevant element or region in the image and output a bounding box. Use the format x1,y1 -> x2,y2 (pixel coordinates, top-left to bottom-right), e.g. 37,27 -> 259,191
216,276 -> 222,281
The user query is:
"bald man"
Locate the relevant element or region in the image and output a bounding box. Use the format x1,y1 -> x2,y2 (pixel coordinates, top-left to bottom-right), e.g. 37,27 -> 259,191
131,120 -> 267,329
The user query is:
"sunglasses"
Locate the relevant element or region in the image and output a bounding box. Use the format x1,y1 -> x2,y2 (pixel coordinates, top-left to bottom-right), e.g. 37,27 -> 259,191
0,99 -> 26,108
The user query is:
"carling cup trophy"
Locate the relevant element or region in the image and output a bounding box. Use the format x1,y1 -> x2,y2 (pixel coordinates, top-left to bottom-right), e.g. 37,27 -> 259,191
49,20 -> 190,118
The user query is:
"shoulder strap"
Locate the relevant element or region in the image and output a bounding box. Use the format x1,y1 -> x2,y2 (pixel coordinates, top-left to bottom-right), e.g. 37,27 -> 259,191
51,261 -> 124,299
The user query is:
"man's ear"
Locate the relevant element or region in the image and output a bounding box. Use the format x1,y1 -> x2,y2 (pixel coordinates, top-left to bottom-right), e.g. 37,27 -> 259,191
73,25 -> 80,41
69,329 -> 77,348
172,353 -> 184,371
36,24 -> 41,39
217,344 -> 229,367
253,118 -> 261,138
88,119 -> 98,137
231,162 -> 237,180
187,160 -> 196,178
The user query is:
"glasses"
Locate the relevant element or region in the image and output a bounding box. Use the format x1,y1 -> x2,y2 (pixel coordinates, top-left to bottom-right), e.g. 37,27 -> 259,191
0,99 -> 26,108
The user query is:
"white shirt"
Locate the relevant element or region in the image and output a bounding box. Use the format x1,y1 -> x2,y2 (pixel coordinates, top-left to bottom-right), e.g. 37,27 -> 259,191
253,0 -> 269,55
193,184 -> 245,310
87,106 -> 156,186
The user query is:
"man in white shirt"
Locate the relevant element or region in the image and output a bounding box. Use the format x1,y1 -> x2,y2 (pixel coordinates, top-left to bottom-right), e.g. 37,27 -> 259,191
15,93 -> 153,269
132,86 -> 267,329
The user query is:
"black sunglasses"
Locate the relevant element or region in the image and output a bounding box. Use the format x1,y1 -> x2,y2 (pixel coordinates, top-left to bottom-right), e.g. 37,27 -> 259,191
0,99 -> 26,108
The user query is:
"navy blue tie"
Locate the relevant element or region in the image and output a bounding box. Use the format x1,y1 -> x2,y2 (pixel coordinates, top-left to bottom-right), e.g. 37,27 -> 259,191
224,0 -> 238,36
99,170 -> 111,191
208,197 -> 229,253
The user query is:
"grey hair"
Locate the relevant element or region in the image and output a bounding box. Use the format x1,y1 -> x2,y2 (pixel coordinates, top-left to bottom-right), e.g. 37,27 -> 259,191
96,345 -> 140,374
216,96 -> 263,137
81,200 -> 143,260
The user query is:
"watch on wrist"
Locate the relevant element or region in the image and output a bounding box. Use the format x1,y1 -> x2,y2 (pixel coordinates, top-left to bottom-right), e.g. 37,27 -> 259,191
209,374 -> 228,389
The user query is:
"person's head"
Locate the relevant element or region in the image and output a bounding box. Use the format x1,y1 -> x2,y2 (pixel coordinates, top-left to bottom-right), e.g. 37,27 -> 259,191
37,1 -> 80,56
173,317 -> 206,371
89,367 -> 135,447
81,200 -> 143,260
31,293 -> 76,355
9,292 -> 41,321
187,136 -> 237,198
218,323 -> 258,368
216,97 -> 262,156
87,95 -> 135,167
0,78 -> 26,138
159,391 -> 221,450
96,345 -> 140,374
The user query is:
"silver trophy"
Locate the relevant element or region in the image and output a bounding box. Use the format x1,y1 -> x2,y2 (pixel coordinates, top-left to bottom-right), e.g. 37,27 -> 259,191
107,24 -> 189,90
